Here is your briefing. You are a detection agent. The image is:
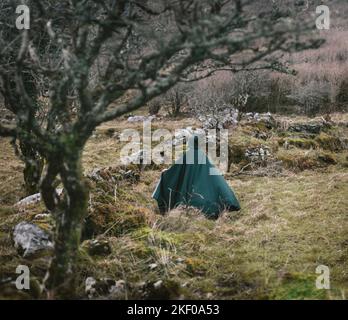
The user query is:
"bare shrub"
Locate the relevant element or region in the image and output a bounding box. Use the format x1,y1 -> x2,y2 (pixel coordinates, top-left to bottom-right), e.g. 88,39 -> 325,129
285,30 -> 348,114
148,99 -> 161,115
232,71 -> 276,113
188,72 -> 242,129
336,74 -> 348,109
266,74 -> 293,112
163,83 -> 191,117
288,80 -> 331,116
201,71 -> 292,114
148,83 -> 191,117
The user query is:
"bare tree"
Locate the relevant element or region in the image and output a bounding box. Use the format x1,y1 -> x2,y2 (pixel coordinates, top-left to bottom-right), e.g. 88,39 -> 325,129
152,82 -> 191,117
0,0 -> 321,297
0,0 -> 47,195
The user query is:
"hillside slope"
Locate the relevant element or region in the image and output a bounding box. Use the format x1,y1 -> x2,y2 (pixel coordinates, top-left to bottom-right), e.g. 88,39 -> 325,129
0,113 -> 347,299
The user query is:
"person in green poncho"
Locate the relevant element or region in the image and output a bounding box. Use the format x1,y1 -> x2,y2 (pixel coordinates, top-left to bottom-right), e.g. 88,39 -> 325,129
152,135 -> 240,218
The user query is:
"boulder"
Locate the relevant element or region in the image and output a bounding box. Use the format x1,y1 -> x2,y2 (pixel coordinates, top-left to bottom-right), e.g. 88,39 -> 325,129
14,189 -> 63,208
252,130 -> 269,140
13,222 -> 53,258
85,277 -> 126,299
127,115 -> 156,122
142,279 -> 181,300
244,112 -> 276,128
288,122 -> 328,135
245,146 -> 271,162
14,193 -> 41,208
85,277 -> 98,298
109,280 -> 126,298
120,169 -> 140,181
88,167 -> 140,183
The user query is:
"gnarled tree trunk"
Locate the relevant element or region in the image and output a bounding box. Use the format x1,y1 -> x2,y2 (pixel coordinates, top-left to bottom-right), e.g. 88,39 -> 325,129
20,142 -> 44,195
42,149 -> 89,298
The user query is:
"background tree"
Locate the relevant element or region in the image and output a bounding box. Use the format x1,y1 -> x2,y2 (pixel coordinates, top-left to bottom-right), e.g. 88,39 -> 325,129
151,82 -> 191,117
0,0 -> 321,297
0,0 -> 47,195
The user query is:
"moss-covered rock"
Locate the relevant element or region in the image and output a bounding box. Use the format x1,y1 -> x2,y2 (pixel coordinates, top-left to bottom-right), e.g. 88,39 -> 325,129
143,279 -> 182,299
277,150 -> 320,171
277,148 -> 338,171
315,132 -> 343,152
279,137 -> 317,149
84,203 -> 149,238
83,168 -> 150,238
81,238 -> 112,256
288,122 -> 328,135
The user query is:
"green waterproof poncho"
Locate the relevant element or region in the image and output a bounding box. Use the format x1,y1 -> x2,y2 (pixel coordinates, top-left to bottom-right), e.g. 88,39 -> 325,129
152,136 -> 240,218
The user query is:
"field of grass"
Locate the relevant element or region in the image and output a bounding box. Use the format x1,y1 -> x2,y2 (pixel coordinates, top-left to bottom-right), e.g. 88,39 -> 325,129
0,112 -> 347,299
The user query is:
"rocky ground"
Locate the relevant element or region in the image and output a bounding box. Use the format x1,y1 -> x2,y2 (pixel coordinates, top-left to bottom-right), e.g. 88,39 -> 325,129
0,111 -> 347,299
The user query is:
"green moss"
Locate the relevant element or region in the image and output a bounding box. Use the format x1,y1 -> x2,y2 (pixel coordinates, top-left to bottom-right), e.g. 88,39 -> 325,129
281,137 -> 318,149
228,133 -> 273,164
81,239 -> 112,256
1,115 -> 348,300
132,227 -> 181,248
244,120 -> 273,132
185,257 -> 208,276
83,173 -> 151,238
271,273 -> 328,300
276,148 -> 338,171
32,215 -> 55,233
109,207 -> 148,236
84,204 -> 148,238
315,132 -> 343,151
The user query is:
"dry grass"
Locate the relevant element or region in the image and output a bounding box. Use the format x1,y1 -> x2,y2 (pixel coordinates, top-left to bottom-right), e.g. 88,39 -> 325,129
0,140 -> 25,206
0,112 -> 347,299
